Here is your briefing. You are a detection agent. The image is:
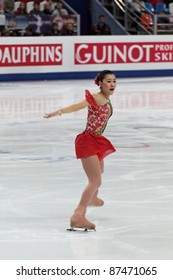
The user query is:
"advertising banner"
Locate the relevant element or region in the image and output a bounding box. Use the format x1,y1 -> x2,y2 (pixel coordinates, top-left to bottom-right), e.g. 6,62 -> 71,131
0,35 -> 173,80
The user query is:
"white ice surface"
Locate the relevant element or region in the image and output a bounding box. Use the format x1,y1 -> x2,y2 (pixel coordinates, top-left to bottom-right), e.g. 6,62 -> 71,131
0,77 -> 173,260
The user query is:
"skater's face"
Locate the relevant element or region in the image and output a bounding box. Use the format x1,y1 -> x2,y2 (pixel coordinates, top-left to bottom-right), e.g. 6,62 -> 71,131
99,74 -> 116,96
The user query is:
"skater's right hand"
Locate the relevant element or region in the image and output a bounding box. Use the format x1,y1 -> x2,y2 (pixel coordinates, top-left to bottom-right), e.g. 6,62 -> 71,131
43,113 -> 52,118
43,110 -> 62,118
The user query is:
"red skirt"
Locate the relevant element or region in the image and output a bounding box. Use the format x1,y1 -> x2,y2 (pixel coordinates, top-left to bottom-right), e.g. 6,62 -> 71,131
75,131 -> 116,160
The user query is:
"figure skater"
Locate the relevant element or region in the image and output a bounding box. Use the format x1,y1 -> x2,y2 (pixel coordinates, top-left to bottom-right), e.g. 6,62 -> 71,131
44,70 -> 116,230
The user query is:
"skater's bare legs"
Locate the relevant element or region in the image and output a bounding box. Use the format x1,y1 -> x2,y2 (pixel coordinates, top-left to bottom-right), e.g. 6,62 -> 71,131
78,155 -> 102,207
70,155 -> 101,229
89,159 -> 104,206
100,160 -> 104,174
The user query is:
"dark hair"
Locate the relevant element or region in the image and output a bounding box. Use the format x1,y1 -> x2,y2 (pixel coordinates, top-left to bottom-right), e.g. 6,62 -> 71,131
26,26 -> 33,32
94,70 -> 115,86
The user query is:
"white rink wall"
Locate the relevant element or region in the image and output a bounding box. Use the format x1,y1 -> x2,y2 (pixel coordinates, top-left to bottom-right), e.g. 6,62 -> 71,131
0,35 -> 173,81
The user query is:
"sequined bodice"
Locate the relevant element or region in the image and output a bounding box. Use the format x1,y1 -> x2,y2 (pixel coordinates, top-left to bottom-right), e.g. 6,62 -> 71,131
85,90 -> 113,135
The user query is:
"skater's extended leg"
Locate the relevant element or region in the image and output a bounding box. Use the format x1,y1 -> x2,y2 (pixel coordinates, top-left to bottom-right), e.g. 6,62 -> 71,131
70,155 -> 101,229
89,159 -> 104,206
79,155 -> 102,207
100,159 -> 104,174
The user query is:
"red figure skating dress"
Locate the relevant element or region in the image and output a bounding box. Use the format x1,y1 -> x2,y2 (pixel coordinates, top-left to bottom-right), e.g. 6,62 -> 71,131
75,90 -> 116,160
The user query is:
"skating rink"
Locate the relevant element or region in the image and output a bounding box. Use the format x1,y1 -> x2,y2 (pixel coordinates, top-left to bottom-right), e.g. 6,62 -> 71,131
0,76 -> 173,260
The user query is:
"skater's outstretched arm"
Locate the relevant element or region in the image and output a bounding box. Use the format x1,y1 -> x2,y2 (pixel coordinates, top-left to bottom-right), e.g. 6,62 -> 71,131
43,99 -> 88,118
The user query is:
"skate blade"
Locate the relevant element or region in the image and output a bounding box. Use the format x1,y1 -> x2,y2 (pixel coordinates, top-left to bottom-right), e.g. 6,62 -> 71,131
66,227 -> 96,232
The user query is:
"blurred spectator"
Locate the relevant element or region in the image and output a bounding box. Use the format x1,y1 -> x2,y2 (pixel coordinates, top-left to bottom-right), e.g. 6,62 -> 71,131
62,22 -> 75,35
131,0 -> 145,17
91,15 -> 111,35
46,0 -> 55,12
19,0 -> 42,2
24,25 -> 38,36
9,29 -> 20,36
42,2 -> 52,15
19,0 -> 41,2
1,28 -> 10,36
29,2 -> 43,35
0,0 -> 5,32
130,0 -> 145,31
51,13 -> 64,30
0,0 -> 4,14
15,2 -> 28,15
7,18 -> 17,29
0,17 -> 5,33
49,22 -> 61,35
4,0 -> 15,14
52,1 -> 68,17
157,9 -> 169,23
29,2 -> 42,16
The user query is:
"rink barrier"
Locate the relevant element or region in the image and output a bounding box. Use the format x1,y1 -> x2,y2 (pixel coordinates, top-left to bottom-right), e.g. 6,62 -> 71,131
0,70 -> 173,82
0,35 -> 173,81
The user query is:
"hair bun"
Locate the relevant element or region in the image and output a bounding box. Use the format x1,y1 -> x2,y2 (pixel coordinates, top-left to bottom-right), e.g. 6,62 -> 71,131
94,73 -> 100,86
